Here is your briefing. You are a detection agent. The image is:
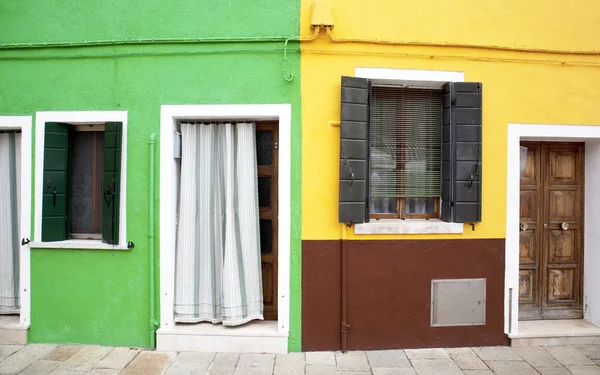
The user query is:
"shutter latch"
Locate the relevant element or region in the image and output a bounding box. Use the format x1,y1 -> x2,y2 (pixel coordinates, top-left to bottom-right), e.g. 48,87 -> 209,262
342,158 -> 354,187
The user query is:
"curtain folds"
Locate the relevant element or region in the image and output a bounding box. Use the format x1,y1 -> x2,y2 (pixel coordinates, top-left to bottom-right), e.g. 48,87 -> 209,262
174,122 -> 263,326
0,133 -> 21,314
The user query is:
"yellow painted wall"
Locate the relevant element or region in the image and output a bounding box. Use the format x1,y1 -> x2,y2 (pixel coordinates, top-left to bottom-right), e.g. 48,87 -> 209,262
300,0 -> 600,240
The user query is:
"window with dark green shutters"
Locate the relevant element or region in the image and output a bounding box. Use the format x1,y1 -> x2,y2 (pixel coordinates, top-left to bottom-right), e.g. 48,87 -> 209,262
41,122 -> 122,244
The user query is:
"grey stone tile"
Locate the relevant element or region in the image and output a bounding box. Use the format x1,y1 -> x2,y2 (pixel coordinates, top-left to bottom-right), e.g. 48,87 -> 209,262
595,360 -> 600,365
410,359 -> 463,375
165,361 -> 210,375
175,351 -> 216,363
453,355 -> 488,370
120,351 -> 176,375
547,346 -> 596,366
513,347 -> 561,367
305,352 -> 335,366
445,348 -> 477,357
47,370 -> 87,375
0,345 -> 23,362
472,346 -> 521,361
55,346 -> 112,372
42,346 -> 82,362
335,351 -> 370,371
19,360 -> 61,375
338,372 -> 371,375
273,353 -> 304,375
405,348 -> 450,359
236,353 -> 275,367
87,370 -> 120,375
574,345 -> 600,360
372,368 -> 417,375
366,350 -> 411,367
305,365 -> 336,375
463,371 -> 494,375
96,347 -> 140,369
0,344 -> 56,375
535,367 -> 573,375
567,365 -> 600,375
485,360 -> 538,375
206,353 -> 239,375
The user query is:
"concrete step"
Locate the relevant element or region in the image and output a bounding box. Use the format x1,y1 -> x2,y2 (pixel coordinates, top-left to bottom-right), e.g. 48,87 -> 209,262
510,319 -> 600,347
0,315 -> 27,345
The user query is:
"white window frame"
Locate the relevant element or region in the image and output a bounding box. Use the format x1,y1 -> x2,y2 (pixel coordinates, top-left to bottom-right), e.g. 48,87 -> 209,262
159,104 -> 291,352
32,111 -> 129,250
353,67 -> 465,235
0,116 -> 32,327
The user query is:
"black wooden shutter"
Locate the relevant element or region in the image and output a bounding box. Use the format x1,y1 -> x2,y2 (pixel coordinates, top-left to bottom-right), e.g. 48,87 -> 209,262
441,82 -> 482,223
102,122 -> 123,244
339,76 -> 370,224
42,122 -> 71,241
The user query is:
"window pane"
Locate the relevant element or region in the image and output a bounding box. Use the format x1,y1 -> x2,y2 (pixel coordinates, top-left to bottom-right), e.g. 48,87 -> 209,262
404,197 -> 435,214
70,132 -> 94,231
259,219 -> 273,254
370,197 -> 396,214
258,177 -> 271,208
256,131 -> 273,165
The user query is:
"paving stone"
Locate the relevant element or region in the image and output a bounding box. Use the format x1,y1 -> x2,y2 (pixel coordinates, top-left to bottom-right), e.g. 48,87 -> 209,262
305,352 -> 335,366
405,348 -> 450,359
574,345 -> 600,360
372,367 -> 417,375
472,346 -> 521,361
175,351 -> 215,363
463,371 -> 494,375
513,347 -> 561,367
42,346 -> 82,362
273,353 -> 304,375
0,345 -> 23,362
165,360 -> 210,375
87,370 -> 120,375
453,355 -> 488,370
54,346 -> 112,372
335,351 -> 370,371
567,365 -> 600,375
485,360 -> 538,375
47,370 -> 87,375
366,350 -> 411,367
305,365 -> 336,375
445,347 -> 477,357
338,371 -> 371,375
120,351 -> 176,375
96,347 -> 140,369
535,367 -> 573,375
547,346 -> 596,366
410,359 -> 463,375
206,353 -> 239,375
234,354 -> 275,375
0,344 -> 56,375
19,360 -> 61,375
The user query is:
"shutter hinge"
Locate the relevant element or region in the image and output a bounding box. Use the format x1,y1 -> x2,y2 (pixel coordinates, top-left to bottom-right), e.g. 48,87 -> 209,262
21,238 -> 30,246
451,97 -> 456,107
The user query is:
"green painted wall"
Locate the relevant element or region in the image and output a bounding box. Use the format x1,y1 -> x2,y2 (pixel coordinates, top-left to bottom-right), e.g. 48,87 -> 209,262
1,0 -> 302,350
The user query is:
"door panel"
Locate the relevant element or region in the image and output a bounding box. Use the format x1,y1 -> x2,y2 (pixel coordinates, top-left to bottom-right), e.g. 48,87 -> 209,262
519,142 -> 584,320
256,122 -> 279,321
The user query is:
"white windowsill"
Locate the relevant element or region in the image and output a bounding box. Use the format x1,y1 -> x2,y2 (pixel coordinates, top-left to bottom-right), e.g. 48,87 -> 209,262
354,219 -> 464,235
29,240 -> 130,250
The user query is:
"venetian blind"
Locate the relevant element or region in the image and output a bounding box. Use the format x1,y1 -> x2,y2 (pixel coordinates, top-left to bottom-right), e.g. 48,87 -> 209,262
369,86 -> 442,198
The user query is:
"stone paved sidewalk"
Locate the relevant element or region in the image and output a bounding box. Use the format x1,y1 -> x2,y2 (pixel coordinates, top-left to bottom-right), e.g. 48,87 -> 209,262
1,344 -> 599,375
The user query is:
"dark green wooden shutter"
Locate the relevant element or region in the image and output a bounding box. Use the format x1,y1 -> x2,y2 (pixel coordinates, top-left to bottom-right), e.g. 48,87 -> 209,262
102,122 -> 123,244
441,82 -> 482,223
42,122 -> 71,242
339,76 -> 370,224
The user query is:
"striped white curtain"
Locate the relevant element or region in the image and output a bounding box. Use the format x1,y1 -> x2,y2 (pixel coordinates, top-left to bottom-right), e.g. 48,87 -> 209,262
0,133 -> 21,314
174,122 -> 263,326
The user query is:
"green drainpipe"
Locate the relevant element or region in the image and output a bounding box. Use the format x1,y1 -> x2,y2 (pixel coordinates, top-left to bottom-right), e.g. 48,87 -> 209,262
149,133 -> 159,348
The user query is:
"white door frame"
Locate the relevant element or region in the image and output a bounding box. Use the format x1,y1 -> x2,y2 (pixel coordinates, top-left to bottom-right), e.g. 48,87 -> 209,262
0,116 -> 32,327
505,123 -> 600,334
159,104 -> 292,348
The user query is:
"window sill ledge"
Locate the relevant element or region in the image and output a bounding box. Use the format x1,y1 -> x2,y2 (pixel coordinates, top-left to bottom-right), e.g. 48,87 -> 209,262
354,219 -> 463,235
29,240 -> 130,250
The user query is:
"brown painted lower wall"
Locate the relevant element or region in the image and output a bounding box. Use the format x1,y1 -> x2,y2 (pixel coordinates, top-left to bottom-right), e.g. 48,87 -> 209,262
302,239 -> 509,351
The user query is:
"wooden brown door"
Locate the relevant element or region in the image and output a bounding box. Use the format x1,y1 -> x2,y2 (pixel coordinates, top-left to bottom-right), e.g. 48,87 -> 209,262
519,142 -> 584,320
256,122 -> 278,320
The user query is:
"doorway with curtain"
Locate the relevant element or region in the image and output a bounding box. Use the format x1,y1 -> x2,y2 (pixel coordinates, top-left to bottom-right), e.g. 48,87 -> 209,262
0,131 -> 21,319
173,121 -> 278,326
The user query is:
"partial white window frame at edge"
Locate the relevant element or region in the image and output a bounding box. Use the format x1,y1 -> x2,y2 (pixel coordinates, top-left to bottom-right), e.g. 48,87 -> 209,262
353,67 -> 465,235
32,111 -> 129,250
